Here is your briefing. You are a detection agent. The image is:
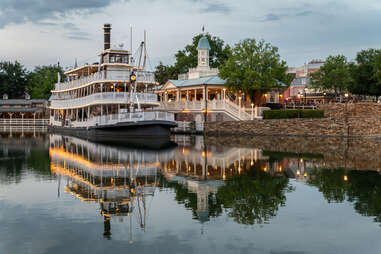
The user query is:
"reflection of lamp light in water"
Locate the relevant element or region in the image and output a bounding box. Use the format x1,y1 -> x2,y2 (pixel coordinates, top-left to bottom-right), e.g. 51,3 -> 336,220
278,166 -> 282,172
344,175 -> 348,181
238,167 -> 241,174
223,174 -> 226,180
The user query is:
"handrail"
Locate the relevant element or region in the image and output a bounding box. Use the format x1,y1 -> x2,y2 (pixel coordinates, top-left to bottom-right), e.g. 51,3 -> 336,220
54,70 -> 156,92
50,92 -> 158,109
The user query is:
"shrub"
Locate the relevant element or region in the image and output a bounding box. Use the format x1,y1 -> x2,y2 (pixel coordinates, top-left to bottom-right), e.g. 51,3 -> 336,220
263,109 -> 324,119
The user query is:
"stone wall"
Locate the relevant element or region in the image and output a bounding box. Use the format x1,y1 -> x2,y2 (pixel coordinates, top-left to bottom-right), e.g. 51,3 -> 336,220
205,135 -> 381,172
205,103 -> 381,138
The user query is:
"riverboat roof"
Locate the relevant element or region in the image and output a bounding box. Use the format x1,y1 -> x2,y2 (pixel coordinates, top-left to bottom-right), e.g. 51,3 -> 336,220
100,48 -> 131,55
64,64 -> 99,75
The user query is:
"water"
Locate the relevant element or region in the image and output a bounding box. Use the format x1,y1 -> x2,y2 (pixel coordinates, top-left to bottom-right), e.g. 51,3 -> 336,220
1,132 -> 381,254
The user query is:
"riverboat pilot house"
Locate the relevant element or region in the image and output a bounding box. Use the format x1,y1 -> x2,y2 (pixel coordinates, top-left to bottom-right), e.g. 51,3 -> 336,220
157,36 -> 285,122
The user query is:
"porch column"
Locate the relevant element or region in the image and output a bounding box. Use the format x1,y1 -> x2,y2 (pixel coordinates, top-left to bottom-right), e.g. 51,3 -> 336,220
203,87 -> 205,101
33,113 -> 36,125
186,90 -> 189,101
177,89 -> 180,101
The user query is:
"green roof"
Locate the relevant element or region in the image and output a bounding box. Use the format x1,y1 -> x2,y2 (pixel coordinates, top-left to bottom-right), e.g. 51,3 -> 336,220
168,75 -> 225,88
197,36 -> 211,50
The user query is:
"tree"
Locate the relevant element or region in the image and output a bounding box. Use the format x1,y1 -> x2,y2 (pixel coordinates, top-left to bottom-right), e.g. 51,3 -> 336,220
348,49 -> 381,96
0,61 -> 29,98
154,33 -> 231,85
154,62 -> 178,85
310,55 -> 352,96
28,64 -> 63,99
218,38 -> 292,103
174,33 -> 231,74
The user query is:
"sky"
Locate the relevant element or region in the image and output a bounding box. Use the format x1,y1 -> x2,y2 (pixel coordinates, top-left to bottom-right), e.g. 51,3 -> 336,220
1,0 -> 381,70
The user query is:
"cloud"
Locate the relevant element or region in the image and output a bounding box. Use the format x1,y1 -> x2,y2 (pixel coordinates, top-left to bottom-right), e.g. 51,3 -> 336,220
199,2 -> 231,14
263,13 -> 284,21
0,0 -> 127,29
295,10 -> 313,16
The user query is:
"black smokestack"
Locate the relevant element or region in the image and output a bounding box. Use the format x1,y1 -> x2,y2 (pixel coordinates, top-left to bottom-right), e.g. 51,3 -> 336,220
104,24 -> 111,50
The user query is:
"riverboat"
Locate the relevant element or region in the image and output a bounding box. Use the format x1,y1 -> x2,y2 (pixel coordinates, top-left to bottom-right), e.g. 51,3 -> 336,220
49,24 -> 176,141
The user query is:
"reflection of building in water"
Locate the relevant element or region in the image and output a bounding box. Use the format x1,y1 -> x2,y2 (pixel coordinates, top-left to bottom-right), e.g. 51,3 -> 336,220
49,134 -> 174,240
165,135 -> 277,224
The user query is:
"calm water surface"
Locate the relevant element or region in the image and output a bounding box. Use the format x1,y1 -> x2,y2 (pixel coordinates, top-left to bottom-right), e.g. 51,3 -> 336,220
1,132 -> 381,254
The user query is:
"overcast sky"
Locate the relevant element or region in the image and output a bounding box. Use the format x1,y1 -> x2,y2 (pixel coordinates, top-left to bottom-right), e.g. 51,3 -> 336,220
1,0 -> 381,70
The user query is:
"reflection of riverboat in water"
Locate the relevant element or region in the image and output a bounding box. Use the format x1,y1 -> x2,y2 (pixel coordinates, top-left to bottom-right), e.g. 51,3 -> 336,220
48,24 -> 176,142
49,134 -> 175,239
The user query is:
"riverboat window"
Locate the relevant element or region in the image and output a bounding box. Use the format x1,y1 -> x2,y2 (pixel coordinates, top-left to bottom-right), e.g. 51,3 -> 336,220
122,56 -> 128,63
110,56 -> 115,63
115,56 -> 121,63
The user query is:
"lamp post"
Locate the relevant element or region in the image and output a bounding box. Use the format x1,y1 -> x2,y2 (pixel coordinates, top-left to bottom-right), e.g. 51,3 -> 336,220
345,92 -> 349,136
251,103 -> 254,120
238,96 -> 242,119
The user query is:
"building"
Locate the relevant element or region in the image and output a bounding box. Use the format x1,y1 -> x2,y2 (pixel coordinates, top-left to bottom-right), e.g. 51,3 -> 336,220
0,93 -> 48,124
284,60 -> 325,103
157,36 -> 278,122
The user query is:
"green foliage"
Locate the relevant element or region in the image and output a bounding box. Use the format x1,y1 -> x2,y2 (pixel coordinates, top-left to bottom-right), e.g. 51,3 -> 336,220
310,55 -> 352,94
0,61 -> 29,98
308,169 -> 381,223
219,38 -> 292,99
154,62 -> 179,85
154,33 -> 231,85
217,166 -> 294,225
28,64 -> 63,99
263,109 -> 324,119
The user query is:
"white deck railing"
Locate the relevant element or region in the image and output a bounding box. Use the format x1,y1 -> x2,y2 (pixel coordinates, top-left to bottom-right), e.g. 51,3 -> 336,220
50,92 -> 158,109
159,99 -> 253,120
54,71 -> 155,91
53,111 -> 175,128
0,119 -> 49,126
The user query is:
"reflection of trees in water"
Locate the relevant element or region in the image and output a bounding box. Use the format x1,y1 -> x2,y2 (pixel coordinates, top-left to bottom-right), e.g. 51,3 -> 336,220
161,165 -> 294,225
217,166 -> 294,225
0,149 -> 51,184
308,169 -> 381,223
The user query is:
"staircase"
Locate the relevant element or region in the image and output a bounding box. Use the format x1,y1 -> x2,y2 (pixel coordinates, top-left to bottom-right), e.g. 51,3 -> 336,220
159,99 -> 257,121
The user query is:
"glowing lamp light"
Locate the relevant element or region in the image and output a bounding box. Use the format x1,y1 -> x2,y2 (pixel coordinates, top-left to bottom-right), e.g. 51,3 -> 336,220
344,175 -> 348,181
344,93 -> 349,98
263,167 -> 267,172
297,170 -> 301,176
304,172 -> 307,177
250,160 -> 254,166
